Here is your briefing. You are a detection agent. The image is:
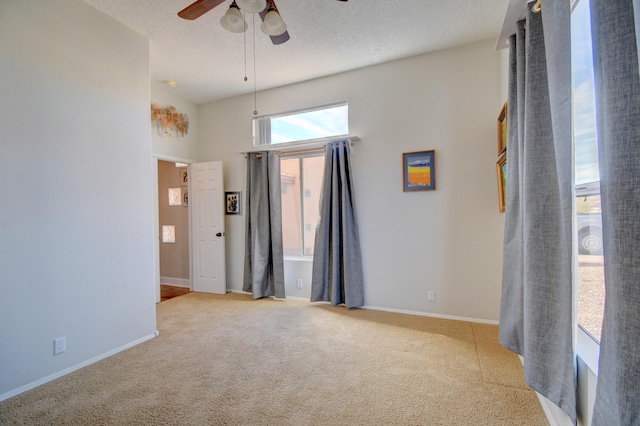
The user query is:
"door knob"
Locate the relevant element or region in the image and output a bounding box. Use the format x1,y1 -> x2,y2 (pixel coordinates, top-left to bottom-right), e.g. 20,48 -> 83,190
216,232 -> 223,237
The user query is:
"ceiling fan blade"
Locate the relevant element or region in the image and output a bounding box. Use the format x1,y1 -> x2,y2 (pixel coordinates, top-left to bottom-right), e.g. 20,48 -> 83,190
178,0 -> 226,20
259,1 -> 290,45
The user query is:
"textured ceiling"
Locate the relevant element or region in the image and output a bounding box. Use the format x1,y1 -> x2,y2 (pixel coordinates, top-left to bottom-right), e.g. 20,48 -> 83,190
83,0 -> 508,105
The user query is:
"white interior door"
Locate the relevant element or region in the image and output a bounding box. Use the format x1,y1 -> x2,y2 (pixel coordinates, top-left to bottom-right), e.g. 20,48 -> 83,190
190,161 -> 226,294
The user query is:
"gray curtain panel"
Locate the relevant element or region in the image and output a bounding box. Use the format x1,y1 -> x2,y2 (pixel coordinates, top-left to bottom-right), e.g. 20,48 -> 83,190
499,26 -> 526,360
590,1 -> 640,423
243,151 -> 285,299
635,0 -> 640,67
256,118 -> 271,146
498,3 -> 576,423
311,140 -> 364,308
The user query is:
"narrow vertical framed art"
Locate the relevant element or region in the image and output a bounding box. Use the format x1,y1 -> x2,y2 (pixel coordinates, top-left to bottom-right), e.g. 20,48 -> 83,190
497,103 -> 508,156
180,168 -> 188,186
496,153 -> 506,213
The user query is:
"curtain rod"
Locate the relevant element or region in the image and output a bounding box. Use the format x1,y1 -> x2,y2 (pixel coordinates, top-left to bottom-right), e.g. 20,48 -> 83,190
532,0 -> 540,12
246,147 -> 323,159
241,136 -> 359,159
495,0 -> 541,50
496,0 -> 578,49
246,145 -> 338,159
276,146 -> 325,156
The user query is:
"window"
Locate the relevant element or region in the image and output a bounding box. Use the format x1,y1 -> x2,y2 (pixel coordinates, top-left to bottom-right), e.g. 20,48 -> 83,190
253,102 -> 348,146
280,155 -> 325,257
571,0 -> 604,342
254,101 -> 348,258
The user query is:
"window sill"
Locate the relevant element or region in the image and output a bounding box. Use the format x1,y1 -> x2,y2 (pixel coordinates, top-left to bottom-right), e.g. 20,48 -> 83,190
577,326 -> 600,375
283,256 -> 313,262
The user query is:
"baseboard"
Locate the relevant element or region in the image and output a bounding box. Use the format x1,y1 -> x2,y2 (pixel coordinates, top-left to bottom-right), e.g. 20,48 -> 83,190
517,356 -> 573,426
285,295 -> 311,302
535,392 -> 573,426
0,332 -> 157,403
160,277 -> 190,288
362,304 -> 500,325
227,290 -> 498,325
227,290 -> 309,303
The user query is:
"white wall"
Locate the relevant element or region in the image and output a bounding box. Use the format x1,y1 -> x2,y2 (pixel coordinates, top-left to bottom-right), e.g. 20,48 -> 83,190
500,47 -> 510,104
0,0 -> 156,399
198,39 -> 505,322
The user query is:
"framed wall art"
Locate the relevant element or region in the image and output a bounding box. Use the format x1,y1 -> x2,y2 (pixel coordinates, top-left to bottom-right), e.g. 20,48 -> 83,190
402,150 -> 436,192
496,153 -> 507,213
225,191 -> 241,215
182,188 -> 188,207
497,103 -> 508,156
180,168 -> 188,186
168,187 -> 182,206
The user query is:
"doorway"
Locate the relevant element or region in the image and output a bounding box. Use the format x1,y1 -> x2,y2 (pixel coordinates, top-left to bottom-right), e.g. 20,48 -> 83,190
160,284 -> 190,301
152,157 -> 227,302
154,158 -> 192,303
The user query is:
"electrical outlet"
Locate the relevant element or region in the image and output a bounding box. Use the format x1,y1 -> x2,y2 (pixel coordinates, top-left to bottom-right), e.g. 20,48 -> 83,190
54,337 -> 66,355
427,291 -> 436,302
296,278 -> 303,289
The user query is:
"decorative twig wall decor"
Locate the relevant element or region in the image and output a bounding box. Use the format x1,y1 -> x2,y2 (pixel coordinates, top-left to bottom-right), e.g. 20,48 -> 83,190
151,103 -> 189,137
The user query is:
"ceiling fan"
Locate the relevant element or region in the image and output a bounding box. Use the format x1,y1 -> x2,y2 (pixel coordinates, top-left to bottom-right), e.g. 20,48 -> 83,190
178,0 -> 348,45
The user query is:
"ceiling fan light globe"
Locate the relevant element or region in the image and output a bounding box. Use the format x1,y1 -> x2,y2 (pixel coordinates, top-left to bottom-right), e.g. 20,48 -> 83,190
220,7 -> 247,33
236,0 -> 267,13
261,10 -> 287,36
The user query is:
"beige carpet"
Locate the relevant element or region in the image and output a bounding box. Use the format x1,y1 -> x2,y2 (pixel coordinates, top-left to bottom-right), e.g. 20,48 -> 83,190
0,293 -> 548,425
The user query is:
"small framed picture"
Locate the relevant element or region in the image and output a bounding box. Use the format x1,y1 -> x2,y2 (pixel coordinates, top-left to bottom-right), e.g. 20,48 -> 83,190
225,191 -> 241,215
496,153 -> 507,213
497,103 -> 508,156
180,168 -> 188,186
403,150 -> 436,191
182,189 -> 188,207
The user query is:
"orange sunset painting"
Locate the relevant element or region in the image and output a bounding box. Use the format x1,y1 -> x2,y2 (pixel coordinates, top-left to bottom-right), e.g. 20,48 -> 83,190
403,150 -> 435,191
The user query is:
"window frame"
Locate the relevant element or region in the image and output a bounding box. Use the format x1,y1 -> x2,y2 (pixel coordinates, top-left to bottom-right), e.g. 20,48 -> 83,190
252,101 -> 349,147
280,152 -> 325,260
571,0 -> 602,376
251,101 -> 351,260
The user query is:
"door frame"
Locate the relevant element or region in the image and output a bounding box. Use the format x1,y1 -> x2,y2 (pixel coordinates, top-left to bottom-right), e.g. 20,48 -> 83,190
152,154 -> 195,303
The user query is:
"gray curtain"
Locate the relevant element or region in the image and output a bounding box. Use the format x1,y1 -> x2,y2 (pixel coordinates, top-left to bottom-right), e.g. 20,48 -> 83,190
590,1 -> 640,423
243,151 -> 285,299
311,140 -> 364,308
499,2 -> 576,423
635,0 -> 640,67
256,118 -> 271,146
